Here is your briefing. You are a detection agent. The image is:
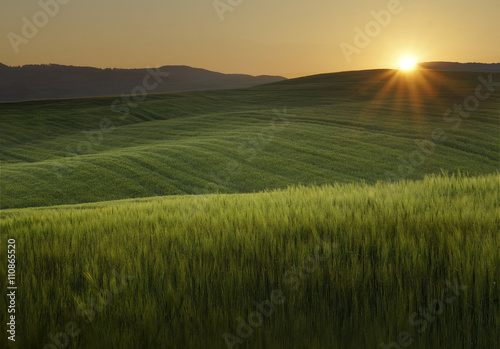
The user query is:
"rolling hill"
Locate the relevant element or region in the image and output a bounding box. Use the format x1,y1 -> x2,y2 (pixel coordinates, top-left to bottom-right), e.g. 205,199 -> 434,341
1,68 -> 499,209
1,67 -> 499,349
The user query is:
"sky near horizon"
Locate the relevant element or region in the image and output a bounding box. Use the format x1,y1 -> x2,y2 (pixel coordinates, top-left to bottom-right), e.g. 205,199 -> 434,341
1,0 -> 499,78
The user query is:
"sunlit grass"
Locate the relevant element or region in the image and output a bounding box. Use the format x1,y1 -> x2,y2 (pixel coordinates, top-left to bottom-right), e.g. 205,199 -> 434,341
0,173 -> 498,348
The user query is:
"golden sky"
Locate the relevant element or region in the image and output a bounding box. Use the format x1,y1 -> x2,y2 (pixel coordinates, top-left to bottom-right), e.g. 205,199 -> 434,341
1,0 -> 499,78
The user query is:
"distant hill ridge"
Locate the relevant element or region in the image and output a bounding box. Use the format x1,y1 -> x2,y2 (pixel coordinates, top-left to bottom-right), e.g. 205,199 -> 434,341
419,61 -> 500,72
1,61 -> 498,102
0,63 -> 286,102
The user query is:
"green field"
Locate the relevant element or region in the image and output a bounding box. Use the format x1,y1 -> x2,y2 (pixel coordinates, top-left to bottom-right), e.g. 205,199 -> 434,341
1,174 -> 499,348
1,69 -> 498,209
0,69 -> 499,348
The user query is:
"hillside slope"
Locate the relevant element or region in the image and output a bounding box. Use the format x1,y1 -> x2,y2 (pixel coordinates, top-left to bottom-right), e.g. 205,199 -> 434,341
0,69 -> 499,209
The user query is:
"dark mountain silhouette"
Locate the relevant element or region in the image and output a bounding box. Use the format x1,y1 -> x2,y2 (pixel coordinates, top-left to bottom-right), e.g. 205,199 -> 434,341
0,64 -> 286,102
1,61 -> 498,102
419,61 -> 500,72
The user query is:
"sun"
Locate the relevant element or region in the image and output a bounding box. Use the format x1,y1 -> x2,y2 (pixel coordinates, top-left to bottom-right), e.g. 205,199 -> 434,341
398,57 -> 417,71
